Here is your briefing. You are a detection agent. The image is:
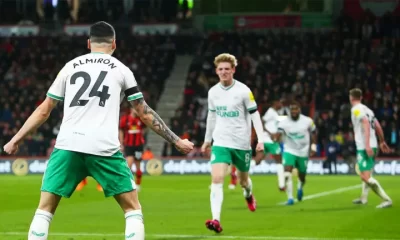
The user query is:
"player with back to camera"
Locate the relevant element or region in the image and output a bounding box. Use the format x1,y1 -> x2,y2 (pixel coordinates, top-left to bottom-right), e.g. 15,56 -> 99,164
201,53 -> 265,233
349,88 -> 392,208
254,98 -> 286,191
271,101 -> 317,205
119,108 -> 147,191
3,21 -> 194,240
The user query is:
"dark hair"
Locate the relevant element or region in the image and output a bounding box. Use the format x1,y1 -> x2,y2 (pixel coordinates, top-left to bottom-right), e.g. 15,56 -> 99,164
289,101 -> 301,108
89,21 -> 115,44
349,88 -> 362,100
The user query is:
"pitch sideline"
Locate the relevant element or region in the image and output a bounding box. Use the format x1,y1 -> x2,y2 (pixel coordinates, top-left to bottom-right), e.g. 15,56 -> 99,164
1,232 -> 398,240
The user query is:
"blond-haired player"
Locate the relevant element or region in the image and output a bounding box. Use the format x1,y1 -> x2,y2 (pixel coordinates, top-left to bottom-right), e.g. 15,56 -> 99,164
201,53 -> 264,233
349,88 -> 392,208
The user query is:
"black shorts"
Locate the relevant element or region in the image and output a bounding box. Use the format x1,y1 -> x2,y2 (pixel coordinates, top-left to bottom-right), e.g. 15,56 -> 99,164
124,145 -> 144,160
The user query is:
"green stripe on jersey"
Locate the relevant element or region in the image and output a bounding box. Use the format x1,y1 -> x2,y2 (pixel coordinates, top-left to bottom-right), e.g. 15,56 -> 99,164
209,109 -> 216,112
46,93 -> 64,101
127,92 -> 143,101
247,106 -> 257,112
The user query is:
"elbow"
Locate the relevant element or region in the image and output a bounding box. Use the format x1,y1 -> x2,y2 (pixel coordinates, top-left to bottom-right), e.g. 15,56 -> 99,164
139,114 -> 151,124
36,106 -> 51,119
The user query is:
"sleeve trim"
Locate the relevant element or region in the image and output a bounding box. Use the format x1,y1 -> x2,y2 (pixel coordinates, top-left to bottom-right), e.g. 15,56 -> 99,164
47,93 -> 64,101
247,106 -> 258,112
127,92 -> 143,101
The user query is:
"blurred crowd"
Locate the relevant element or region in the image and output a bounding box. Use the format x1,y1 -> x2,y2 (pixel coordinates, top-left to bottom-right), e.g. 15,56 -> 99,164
1,2 -> 400,158
0,0 -> 191,25
168,29 -> 400,157
0,34 -> 177,156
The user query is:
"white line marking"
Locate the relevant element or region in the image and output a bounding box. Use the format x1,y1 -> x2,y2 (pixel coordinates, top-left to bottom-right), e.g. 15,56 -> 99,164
278,184 -> 362,205
1,232 -> 398,240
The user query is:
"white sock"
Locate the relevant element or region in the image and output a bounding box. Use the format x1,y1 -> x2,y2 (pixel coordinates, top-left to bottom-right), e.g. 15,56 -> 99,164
367,178 -> 391,202
242,177 -> 253,198
361,181 -> 369,201
276,164 -> 285,189
210,183 -> 223,222
297,181 -> 304,190
28,209 -> 53,240
125,210 -> 145,240
284,172 -> 293,200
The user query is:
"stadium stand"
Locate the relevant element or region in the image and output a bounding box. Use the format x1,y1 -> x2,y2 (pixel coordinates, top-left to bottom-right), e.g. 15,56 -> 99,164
0,35 -> 177,156
169,28 -> 400,157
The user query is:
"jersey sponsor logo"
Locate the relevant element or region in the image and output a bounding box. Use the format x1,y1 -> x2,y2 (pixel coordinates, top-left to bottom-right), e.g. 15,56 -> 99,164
216,105 -> 239,118
217,110 -> 239,118
287,132 -> 305,140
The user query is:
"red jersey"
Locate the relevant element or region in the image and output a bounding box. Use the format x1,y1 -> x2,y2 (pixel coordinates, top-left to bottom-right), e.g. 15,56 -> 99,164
120,114 -> 145,147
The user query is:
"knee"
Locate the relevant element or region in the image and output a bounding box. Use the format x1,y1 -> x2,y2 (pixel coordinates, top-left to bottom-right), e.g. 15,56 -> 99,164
239,178 -> 248,187
284,166 -> 293,173
212,175 -> 224,184
360,175 -> 369,183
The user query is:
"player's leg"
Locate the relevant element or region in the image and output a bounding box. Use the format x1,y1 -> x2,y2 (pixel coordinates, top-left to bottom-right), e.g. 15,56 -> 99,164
232,149 -> 256,211
296,156 -> 308,202
85,151 -> 144,240
29,149 -> 87,240
282,152 -> 295,205
228,165 -> 237,190
76,177 -> 88,191
133,146 -> 144,191
268,142 -> 285,191
356,149 -> 392,208
124,146 -> 136,190
206,146 -> 231,233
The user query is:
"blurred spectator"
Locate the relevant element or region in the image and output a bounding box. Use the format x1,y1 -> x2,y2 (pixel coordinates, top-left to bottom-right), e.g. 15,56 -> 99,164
167,28 -> 400,157
0,34 -> 178,156
324,135 -> 341,174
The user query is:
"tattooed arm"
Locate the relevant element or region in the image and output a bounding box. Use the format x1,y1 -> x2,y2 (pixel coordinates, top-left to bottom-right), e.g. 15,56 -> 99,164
129,98 -> 180,144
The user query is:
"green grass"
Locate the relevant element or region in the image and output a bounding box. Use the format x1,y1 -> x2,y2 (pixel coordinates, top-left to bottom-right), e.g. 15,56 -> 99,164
0,175 -> 399,240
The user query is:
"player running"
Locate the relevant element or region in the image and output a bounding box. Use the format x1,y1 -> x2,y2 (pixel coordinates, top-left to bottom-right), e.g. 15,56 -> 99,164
272,101 -> 317,205
3,21 -> 193,240
349,88 -> 392,208
120,108 -> 146,191
201,53 -> 265,233
254,98 -> 285,191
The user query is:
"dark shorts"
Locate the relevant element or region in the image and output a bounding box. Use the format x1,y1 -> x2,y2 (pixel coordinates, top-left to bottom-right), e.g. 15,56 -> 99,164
124,145 -> 144,160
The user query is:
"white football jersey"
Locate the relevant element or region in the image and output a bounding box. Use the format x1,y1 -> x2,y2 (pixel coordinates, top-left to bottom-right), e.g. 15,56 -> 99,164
262,107 -> 280,143
278,114 -> 316,157
208,80 -> 257,150
351,103 -> 378,150
47,53 -> 142,156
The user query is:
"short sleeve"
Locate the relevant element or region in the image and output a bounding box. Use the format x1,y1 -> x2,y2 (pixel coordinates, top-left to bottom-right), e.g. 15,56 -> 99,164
208,91 -> 216,112
244,89 -> 257,112
262,110 -> 269,122
352,107 -> 366,121
122,67 -> 143,101
47,65 -> 67,101
309,119 -> 316,132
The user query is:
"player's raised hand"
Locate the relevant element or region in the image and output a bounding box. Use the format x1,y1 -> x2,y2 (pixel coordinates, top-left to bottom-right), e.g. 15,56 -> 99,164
3,141 -> 19,155
256,142 -> 264,152
175,139 -> 194,154
379,141 -> 392,154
